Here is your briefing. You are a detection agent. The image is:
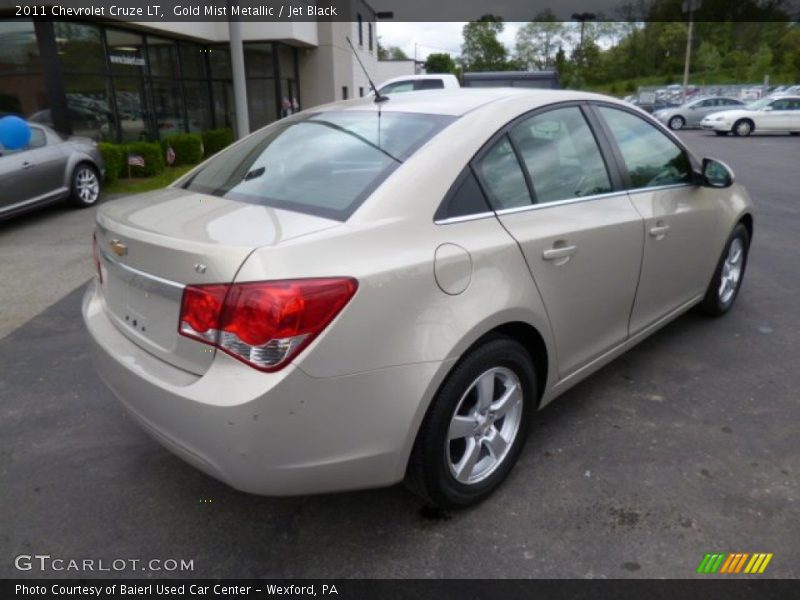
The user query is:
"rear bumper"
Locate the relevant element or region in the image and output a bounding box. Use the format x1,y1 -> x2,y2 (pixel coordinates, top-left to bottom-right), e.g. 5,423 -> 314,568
82,281 -> 450,496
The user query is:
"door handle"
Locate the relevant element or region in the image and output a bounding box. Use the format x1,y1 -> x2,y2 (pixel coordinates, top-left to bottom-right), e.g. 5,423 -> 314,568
542,244 -> 577,261
22,161 -> 35,170
649,223 -> 670,238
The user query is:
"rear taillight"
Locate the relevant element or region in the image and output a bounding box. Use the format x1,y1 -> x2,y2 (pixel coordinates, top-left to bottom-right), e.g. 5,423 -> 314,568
92,232 -> 103,283
178,278 -> 358,372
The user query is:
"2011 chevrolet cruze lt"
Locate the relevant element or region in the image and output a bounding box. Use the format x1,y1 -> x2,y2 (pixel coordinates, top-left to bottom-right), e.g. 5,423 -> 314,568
83,89 -> 753,508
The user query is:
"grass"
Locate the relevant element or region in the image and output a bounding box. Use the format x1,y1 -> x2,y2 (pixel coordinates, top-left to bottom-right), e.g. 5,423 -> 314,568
103,165 -> 196,196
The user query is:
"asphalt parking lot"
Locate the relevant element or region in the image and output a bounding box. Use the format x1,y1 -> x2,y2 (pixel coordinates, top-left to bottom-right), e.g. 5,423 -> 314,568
1,130 -> 798,579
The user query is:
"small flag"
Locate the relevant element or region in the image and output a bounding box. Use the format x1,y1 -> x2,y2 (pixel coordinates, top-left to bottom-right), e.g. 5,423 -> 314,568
127,153 -> 145,167
166,145 -> 175,166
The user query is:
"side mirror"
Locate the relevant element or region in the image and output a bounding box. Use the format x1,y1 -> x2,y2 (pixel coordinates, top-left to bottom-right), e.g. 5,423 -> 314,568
701,157 -> 734,188
762,106 -> 774,111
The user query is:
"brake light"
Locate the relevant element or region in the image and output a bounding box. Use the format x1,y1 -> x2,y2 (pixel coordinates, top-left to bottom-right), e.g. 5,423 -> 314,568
92,232 -> 103,283
178,278 -> 358,371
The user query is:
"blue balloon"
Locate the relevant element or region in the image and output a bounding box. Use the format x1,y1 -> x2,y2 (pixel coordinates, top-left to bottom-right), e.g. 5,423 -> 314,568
0,115 -> 32,150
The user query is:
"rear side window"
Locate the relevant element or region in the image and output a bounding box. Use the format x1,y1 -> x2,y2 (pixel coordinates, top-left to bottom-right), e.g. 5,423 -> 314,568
510,106 -> 611,203
182,110 -> 455,220
597,106 -> 692,189
475,137 -> 531,210
415,79 -> 444,91
435,169 -> 491,220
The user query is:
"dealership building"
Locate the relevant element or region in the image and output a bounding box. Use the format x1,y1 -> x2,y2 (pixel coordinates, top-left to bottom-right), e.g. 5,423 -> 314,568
0,2 -> 413,141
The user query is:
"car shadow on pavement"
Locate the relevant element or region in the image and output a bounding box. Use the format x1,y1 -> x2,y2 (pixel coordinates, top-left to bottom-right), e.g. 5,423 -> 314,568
2,280 -> 796,579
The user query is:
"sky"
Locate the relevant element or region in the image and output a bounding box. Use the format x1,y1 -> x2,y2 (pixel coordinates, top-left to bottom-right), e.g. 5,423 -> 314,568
377,22 -> 524,61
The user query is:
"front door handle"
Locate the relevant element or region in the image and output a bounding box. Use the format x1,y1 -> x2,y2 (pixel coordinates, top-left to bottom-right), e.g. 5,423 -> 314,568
542,244 -> 577,264
649,223 -> 670,239
22,161 -> 35,170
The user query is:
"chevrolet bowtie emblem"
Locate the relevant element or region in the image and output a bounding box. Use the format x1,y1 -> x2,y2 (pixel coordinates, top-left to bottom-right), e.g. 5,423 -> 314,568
109,239 -> 128,257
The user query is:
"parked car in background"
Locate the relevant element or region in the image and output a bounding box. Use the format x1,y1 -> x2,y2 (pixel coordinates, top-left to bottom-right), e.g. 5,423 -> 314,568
84,89 -> 753,508
630,98 -> 681,114
0,123 -> 104,220
376,74 -> 460,95
701,95 -> 800,136
653,96 -> 745,130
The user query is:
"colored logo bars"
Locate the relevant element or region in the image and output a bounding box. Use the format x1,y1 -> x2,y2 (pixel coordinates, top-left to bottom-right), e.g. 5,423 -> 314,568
697,552 -> 773,574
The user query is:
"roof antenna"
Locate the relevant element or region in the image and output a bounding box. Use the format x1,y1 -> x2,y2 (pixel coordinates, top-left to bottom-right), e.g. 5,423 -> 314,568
346,36 -> 389,103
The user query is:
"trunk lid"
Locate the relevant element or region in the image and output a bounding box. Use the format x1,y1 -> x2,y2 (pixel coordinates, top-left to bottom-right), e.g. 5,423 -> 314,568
95,188 -> 340,375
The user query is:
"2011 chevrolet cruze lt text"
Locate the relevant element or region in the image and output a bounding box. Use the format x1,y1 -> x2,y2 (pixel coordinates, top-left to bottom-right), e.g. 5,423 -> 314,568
83,89 -> 753,508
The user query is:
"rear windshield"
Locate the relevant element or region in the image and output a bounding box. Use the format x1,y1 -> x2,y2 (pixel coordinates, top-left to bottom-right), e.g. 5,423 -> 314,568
181,110 -> 456,220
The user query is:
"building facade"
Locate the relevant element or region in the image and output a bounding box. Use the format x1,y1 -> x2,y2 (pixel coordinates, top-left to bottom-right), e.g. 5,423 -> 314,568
0,2 -> 380,142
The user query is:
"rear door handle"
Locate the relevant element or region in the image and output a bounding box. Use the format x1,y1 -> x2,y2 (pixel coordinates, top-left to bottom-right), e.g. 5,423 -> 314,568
649,224 -> 670,238
22,161 -> 35,170
542,244 -> 577,261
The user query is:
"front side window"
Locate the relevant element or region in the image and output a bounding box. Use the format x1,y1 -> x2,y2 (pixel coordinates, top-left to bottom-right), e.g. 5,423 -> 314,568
510,106 -> 612,204
182,110 -> 455,220
475,137 -> 530,210
28,127 -> 46,148
597,106 -> 692,189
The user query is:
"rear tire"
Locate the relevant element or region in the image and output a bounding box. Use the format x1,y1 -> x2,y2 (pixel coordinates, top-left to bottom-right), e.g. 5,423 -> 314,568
405,335 -> 536,509
733,119 -> 754,137
70,163 -> 100,208
668,116 -> 685,130
698,223 -> 750,317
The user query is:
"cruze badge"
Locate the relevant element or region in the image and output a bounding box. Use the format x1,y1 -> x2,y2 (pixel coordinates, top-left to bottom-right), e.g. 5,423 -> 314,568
109,239 -> 128,257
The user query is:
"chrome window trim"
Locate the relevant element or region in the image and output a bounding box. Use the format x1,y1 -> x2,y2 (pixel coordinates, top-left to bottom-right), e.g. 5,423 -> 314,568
434,182 -> 694,225
434,210 -> 496,225
99,248 -> 185,301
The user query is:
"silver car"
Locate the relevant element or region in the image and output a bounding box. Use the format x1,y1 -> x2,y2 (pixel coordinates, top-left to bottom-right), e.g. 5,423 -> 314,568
0,123 -> 104,220
83,89 -> 753,508
653,96 -> 745,130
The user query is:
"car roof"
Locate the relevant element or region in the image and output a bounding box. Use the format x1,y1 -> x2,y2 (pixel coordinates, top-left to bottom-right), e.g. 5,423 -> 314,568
314,88 -> 620,117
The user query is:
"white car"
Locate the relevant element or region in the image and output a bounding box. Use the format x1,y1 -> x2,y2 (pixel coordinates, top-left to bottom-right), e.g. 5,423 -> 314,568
701,95 -> 800,136
376,74 -> 460,95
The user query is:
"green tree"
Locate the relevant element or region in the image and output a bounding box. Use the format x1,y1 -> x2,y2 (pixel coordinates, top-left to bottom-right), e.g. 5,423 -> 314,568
460,15 -> 509,71
777,28 -> 800,80
747,44 -> 773,82
514,10 -> 572,70
424,53 -> 456,74
377,39 -> 408,61
696,41 -> 722,79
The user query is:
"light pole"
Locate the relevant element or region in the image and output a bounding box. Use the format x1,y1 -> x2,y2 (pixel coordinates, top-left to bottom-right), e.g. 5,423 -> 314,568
571,12 -> 596,88
681,0 -> 701,103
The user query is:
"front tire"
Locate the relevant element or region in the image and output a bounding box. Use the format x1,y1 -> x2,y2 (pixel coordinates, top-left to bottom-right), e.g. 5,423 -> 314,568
405,335 -> 536,508
733,119 -> 754,137
668,116 -> 685,130
70,164 -> 100,208
698,223 -> 750,317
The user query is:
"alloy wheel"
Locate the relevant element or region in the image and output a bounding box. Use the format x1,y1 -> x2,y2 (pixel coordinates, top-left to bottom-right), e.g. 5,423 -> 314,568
735,121 -> 752,137
446,366 -> 524,485
76,168 -> 100,204
669,116 -> 684,130
719,237 -> 744,304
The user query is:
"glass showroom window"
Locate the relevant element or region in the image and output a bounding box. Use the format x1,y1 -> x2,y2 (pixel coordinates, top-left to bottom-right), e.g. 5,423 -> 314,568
0,19 -> 48,119
54,23 -> 112,141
